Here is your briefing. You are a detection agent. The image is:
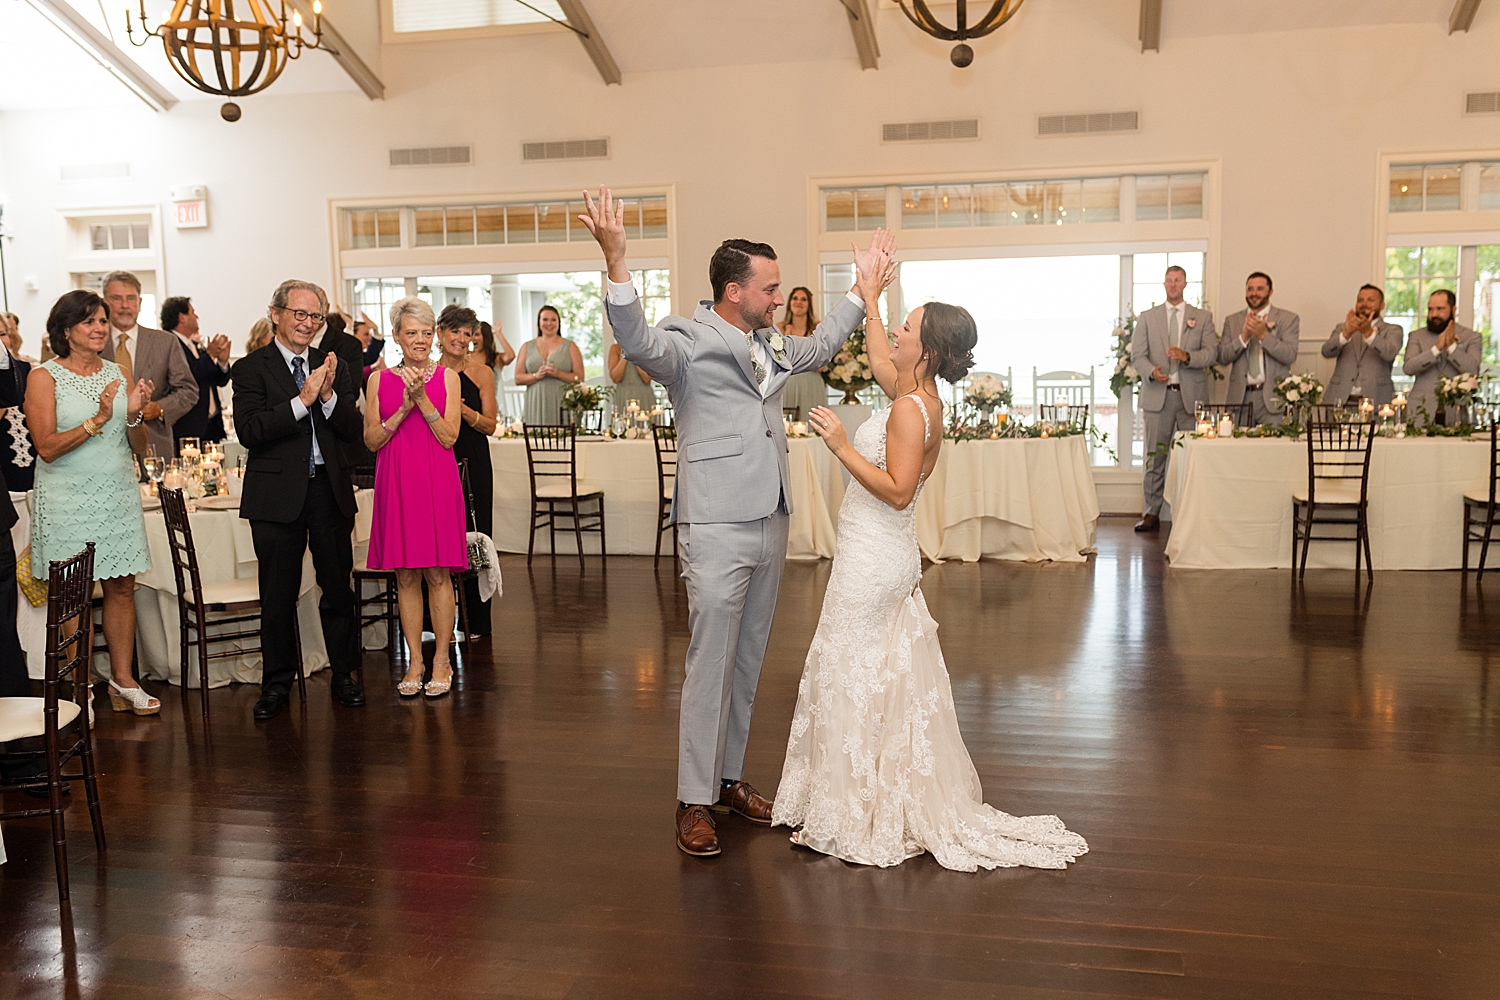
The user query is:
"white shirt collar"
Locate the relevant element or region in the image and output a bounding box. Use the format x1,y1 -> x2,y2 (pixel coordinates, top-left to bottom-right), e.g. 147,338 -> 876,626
1253,305 -> 1269,320
273,337 -> 310,366
111,324 -> 139,347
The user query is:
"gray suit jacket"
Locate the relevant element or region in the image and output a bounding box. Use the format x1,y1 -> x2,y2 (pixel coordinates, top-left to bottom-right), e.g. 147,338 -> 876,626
1320,320 -> 1402,405
102,324 -> 199,460
1402,322 -> 1482,419
1130,302 -> 1217,412
606,293 -> 863,524
1218,306 -> 1300,412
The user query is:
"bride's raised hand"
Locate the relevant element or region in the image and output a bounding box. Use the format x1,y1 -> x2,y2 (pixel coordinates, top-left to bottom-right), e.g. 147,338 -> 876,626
852,228 -> 897,301
808,406 -> 849,454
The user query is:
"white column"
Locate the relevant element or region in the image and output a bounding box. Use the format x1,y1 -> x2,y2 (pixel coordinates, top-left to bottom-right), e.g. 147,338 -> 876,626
1460,244 -> 1478,329
491,274 -> 524,354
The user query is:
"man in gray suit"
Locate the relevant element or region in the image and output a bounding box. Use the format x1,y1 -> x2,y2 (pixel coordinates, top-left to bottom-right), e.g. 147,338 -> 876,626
1403,289 -> 1481,422
100,271 -> 198,461
1219,271 -> 1300,426
581,187 -> 872,858
1131,265 -> 1217,532
1321,284 -> 1402,406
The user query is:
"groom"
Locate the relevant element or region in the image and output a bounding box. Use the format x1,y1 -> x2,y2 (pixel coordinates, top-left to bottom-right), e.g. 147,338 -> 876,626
581,187 -> 871,856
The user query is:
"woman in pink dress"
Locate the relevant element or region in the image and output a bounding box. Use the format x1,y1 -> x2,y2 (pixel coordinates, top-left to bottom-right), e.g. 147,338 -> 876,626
364,297 -> 467,698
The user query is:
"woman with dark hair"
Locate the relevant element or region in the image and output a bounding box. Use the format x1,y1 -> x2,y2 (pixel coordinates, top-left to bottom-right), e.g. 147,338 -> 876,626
773,231 -> 1088,872
26,290 -> 159,715
436,305 -> 497,637
514,304 -> 584,425
778,286 -> 829,420
470,320 -> 516,378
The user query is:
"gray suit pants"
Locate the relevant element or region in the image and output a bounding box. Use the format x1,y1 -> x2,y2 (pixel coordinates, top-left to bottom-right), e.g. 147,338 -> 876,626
1141,385 -> 1194,516
676,512 -> 789,805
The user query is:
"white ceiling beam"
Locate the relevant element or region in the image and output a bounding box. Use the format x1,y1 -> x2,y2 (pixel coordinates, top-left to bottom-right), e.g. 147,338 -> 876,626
287,0 -> 385,100
841,0 -> 880,70
23,0 -> 177,112
1449,0 -> 1483,33
1139,0 -> 1162,52
554,0 -> 621,86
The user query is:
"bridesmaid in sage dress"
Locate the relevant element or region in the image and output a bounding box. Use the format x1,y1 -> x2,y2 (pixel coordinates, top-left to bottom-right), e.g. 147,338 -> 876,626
437,306 -> 497,637
517,305 -> 585,425
780,286 -> 831,421
608,340 -> 655,414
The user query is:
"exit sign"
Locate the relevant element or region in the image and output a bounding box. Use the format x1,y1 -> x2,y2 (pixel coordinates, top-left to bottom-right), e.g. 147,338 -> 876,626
172,199 -> 208,228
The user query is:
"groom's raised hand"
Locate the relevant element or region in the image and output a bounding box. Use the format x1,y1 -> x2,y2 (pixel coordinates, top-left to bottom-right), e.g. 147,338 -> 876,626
579,186 -> 631,283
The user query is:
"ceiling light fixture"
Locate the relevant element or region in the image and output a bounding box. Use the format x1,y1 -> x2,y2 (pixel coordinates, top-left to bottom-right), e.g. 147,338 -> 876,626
896,0 -> 1026,67
126,0 -> 331,121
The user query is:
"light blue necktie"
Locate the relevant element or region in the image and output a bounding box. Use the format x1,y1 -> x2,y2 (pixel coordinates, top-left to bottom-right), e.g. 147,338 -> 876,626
292,357 -> 315,478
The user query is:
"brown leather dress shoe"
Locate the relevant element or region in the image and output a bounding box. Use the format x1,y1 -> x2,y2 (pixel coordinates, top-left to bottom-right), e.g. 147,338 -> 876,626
711,780 -> 774,825
676,804 -> 720,857
1134,513 -> 1161,532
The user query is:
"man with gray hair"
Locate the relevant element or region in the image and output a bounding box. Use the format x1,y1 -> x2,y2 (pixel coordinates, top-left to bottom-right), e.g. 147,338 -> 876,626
231,279 -> 365,721
100,270 -> 198,461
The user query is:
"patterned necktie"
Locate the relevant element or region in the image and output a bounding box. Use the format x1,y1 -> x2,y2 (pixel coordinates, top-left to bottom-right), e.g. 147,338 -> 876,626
291,356 -> 315,478
116,332 -> 134,387
1167,308 -> 1180,376
745,332 -> 767,387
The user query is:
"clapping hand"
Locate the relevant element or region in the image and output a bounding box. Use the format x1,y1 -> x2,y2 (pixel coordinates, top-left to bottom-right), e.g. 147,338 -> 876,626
538,363 -> 559,378
852,228 -> 898,302
207,334 -> 232,365
299,356 -> 332,406
1166,346 -> 1190,362
320,353 -> 338,403
95,379 -> 122,424
1344,309 -> 1371,338
1243,311 -> 1268,341
126,378 -> 154,419
1438,320 -> 1459,351
808,406 -> 849,453
579,185 -> 628,278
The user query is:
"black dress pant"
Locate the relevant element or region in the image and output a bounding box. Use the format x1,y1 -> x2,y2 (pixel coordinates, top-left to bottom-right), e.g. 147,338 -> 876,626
249,469 -> 357,694
0,526 -> 28,699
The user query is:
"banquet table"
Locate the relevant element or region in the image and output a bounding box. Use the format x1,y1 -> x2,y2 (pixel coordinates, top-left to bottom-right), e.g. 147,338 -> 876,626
488,432 -> 1099,564
1163,435 -> 1491,570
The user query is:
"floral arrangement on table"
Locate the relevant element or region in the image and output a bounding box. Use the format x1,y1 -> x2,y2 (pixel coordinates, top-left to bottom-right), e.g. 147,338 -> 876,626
1273,372 -> 1324,412
822,327 -> 875,404
1436,372 -> 1484,412
963,374 -> 1013,412
561,383 -> 607,413
1109,314 -> 1139,397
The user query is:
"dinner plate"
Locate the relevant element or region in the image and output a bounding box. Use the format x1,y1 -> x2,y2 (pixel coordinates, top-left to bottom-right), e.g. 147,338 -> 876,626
198,495 -> 241,510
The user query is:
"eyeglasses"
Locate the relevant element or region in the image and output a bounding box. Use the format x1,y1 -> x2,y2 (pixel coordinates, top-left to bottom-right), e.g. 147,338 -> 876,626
275,306 -> 326,325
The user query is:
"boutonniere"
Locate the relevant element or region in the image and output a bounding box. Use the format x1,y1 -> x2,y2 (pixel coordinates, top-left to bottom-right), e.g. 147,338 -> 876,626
767,330 -> 787,360
1266,321 -> 1277,331
1186,318 -> 1197,328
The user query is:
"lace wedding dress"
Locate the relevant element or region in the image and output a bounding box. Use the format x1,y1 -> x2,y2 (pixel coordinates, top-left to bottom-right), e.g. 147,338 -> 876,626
772,394 -> 1088,871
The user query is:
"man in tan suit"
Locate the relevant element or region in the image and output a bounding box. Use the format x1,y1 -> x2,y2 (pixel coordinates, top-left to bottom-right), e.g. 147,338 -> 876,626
100,271 -> 198,461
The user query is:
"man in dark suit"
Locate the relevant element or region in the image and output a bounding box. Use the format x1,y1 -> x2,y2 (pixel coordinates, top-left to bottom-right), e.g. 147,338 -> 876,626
318,311 -> 373,475
161,296 -> 232,445
232,279 -> 365,721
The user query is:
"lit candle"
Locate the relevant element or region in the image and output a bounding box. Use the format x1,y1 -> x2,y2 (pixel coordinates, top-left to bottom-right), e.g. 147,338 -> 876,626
1218,415 -> 1234,437
1196,420 -> 1211,436
988,429 -> 999,440
792,421 -> 807,437
1379,404 -> 1394,419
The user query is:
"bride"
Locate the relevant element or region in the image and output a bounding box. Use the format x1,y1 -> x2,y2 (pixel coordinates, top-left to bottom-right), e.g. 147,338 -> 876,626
771,231 -> 1088,871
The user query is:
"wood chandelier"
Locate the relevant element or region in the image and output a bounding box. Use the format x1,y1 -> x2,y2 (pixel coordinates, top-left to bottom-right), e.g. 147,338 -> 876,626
896,0 -> 1027,67
126,0 -> 329,120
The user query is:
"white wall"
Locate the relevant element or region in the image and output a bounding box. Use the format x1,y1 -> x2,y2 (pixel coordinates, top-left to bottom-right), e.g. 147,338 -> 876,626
2,0 -> 1499,367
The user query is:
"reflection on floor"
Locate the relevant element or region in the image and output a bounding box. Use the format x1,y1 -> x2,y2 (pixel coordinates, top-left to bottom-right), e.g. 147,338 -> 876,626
2,522 -> 1497,998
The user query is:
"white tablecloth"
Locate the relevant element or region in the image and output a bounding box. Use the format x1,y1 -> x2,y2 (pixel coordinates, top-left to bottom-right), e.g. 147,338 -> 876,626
488,438 -> 842,559
1163,436 -> 1491,570
914,436 -> 1100,563
487,433 -> 1099,564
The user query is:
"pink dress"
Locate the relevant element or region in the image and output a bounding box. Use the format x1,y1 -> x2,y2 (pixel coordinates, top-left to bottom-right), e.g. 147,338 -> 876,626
367,366 -> 468,570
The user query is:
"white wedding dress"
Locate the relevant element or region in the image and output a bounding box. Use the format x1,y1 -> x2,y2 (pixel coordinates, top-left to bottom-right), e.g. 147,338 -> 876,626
772,394 -> 1088,871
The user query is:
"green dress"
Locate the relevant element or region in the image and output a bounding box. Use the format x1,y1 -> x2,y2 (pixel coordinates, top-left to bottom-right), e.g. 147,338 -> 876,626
612,357 -> 656,413
782,371 -> 830,422
522,339 -> 575,425
31,359 -> 150,581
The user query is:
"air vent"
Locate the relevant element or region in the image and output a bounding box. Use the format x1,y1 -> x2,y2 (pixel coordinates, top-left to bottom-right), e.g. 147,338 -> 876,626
881,119 -> 979,143
389,145 -> 472,167
60,163 -> 130,181
522,138 -> 610,162
1466,91 -> 1500,115
1037,111 -> 1139,137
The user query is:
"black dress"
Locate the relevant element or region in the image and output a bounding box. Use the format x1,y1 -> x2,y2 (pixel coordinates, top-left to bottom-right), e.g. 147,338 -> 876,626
454,369 -> 494,636
0,358 -> 35,493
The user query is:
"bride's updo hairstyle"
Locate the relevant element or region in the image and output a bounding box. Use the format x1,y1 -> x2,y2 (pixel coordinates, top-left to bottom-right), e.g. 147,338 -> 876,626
917,302 -> 978,383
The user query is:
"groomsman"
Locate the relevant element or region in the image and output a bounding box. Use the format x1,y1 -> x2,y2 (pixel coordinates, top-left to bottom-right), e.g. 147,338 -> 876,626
101,271 -> 198,460
1132,265 -> 1217,532
232,280 -> 365,721
1321,285 -> 1402,406
1403,289 -> 1482,420
160,296 -> 232,444
1219,272 -> 1300,426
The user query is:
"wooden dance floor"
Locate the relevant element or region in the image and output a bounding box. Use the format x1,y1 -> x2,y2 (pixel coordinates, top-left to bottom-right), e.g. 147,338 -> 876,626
2,522 -> 1498,998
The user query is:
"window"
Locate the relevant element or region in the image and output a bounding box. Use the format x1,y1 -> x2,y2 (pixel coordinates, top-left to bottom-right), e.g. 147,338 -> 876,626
340,197 -> 668,250
1389,163 -> 1463,212
1131,252 -> 1205,312
391,0 -> 565,33
1134,173 -> 1204,221
1480,163 -> 1500,210
88,221 -> 150,251
1385,246 -> 1459,333
1475,246 -> 1500,362
345,278 -> 408,338
823,187 -> 885,232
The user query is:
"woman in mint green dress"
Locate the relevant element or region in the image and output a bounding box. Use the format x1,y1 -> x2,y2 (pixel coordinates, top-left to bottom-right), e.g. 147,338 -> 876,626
26,290 -> 158,715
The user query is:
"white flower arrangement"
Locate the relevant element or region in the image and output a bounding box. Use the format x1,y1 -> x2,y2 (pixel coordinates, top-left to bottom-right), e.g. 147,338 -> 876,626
1273,372 -> 1324,409
561,383 -> 606,412
1109,317 -> 1140,396
1436,372 -> 1483,410
963,374 -> 1012,410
